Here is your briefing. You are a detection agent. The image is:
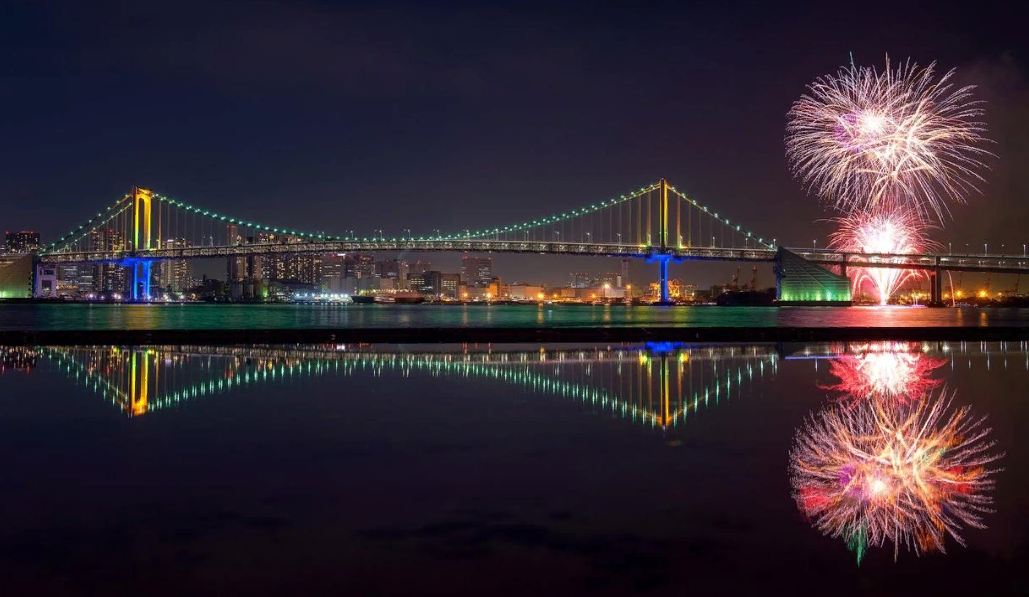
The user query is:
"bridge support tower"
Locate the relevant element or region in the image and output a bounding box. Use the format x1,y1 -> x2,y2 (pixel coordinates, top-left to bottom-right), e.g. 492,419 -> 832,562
930,255 -> 942,304
127,260 -> 154,302
650,179 -> 676,305
929,258 -> 944,307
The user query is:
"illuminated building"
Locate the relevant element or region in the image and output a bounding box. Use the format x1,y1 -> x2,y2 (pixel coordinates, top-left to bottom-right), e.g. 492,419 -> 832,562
775,247 -> 852,304
569,272 -> 590,288
345,253 -> 375,279
406,259 -> 432,275
509,284 -> 543,300
4,231 -> 40,253
441,273 -> 461,298
597,272 -> 620,288
0,254 -> 33,299
159,239 -> 192,292
461,254 -> 492,287
320,253 -> 346,293
89,227 -> 127,294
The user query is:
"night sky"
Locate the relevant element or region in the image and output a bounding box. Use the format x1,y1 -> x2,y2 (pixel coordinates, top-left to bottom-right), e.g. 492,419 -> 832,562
2,0 -> 1027,286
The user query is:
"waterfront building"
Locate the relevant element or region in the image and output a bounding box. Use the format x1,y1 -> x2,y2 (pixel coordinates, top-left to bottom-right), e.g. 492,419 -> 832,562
569,272 -> 590,288
509,284 -> 543,300
461,254 -> 492,287
441,273 -> 461,298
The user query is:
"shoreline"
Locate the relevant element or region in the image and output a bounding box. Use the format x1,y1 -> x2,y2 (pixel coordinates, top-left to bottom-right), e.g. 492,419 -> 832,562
3,326 -> 1029,346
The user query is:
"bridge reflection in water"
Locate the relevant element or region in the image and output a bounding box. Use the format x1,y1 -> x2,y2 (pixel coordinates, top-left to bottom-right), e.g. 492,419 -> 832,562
26,343 -> 779,426
3,340 -> 1026,425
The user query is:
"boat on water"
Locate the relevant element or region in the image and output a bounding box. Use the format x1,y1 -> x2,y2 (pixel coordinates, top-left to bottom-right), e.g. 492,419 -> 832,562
350,295 -> 377,304
392,291 -> 425,304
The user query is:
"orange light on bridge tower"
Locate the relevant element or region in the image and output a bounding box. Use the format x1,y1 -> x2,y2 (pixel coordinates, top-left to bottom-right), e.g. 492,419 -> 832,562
659,178 -> 669,252
133,186 -> 153,251
129,350 -> 149,417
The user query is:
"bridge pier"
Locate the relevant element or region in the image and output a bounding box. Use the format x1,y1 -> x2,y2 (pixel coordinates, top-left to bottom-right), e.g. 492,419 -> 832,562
646,254 -> 676,305
928,257 -> 945,307
659,256 -> 670,303
128,259 -> 154,302
929,267 -> 944,307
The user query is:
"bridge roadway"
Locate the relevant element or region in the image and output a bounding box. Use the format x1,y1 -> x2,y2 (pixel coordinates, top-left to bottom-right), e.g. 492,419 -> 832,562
38,240 -> 1029,274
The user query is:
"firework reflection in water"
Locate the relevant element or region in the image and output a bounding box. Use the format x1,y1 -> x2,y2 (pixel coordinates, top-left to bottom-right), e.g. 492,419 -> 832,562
821,342 -> 947,405
790,388 -> 1004,564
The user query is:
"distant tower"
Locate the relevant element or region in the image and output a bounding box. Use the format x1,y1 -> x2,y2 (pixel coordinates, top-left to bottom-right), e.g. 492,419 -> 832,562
620,259 -> 629,288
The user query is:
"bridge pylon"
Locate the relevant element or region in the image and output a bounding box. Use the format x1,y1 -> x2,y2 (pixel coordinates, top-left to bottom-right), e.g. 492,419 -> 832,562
651,179 -> 677,305
133,186 -> 153,251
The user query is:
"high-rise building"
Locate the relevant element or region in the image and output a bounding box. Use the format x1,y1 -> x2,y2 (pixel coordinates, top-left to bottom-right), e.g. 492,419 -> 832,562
320,253 -> 346,292
345,253 -> 375,279
569,272 -> 590,288
258,235 -> 321,285
461,254 -> 492,287
4,231 -> 40,253
89,227 -> 126,294
56,264 -> 81,297
160,238 -> 192,292
225,225 -> 249,282
441,273 -> 461,298
406,272 -> 427,293
406,260 -> 431,275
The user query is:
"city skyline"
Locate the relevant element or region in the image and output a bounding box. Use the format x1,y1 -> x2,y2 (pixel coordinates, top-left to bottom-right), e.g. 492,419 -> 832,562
2,1 -> 1028,289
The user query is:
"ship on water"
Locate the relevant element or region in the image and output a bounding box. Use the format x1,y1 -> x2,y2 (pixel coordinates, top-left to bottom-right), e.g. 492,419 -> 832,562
392,291 -> 425,304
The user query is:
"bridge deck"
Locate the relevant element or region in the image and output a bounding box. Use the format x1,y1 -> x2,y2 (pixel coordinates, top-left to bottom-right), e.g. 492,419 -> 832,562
38,241 -> 1029,273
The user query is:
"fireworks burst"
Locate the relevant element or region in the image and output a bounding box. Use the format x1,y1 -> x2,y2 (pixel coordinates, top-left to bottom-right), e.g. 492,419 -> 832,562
787,56 -> 991,223
821,342 -> 946,404
827,208 -> 941,304
790,389 -> 1004,564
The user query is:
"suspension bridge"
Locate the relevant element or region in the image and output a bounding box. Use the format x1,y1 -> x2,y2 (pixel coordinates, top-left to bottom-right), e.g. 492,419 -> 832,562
26,180 -> 1029,304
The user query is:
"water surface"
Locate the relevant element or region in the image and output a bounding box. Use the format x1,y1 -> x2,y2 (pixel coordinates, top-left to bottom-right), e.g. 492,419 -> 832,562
1,303 -> 1027,330
1,341 -> 1025,595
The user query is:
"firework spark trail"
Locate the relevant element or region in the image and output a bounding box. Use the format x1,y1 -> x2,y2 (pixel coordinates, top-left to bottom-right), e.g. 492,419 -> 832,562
787,56 -> 992,223
827,208 -> 941,304
790,388 -> 1004,563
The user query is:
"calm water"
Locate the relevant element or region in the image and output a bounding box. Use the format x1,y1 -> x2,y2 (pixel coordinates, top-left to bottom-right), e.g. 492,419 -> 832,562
2,303 -> 1029,330
1,341 -> 1025,595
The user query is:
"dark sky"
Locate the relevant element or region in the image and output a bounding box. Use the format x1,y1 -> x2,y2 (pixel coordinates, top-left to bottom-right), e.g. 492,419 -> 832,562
2,0 -> 1027,286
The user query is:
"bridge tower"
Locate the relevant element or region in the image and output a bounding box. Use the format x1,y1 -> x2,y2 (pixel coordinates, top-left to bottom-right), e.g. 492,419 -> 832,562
127,186 -> 156,301
133,186 -> 153,251
649,179 -> 676,305
930,256 -> 944,307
